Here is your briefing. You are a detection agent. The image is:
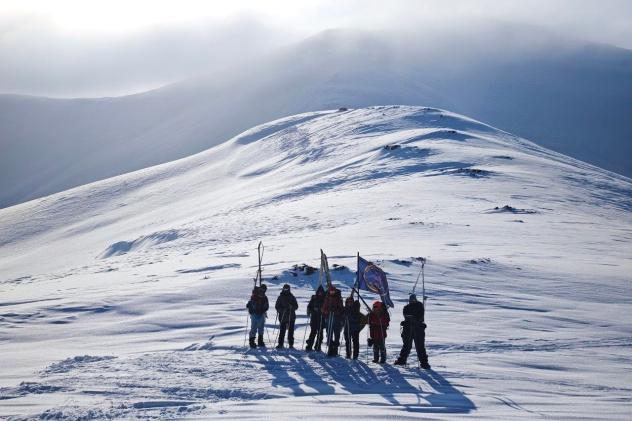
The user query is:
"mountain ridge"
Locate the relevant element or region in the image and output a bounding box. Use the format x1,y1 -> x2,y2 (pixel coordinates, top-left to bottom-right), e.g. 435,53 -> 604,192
1,27 -> 631,208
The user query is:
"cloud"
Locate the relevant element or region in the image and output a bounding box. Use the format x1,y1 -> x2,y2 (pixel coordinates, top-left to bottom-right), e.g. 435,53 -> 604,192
0,14 -> 293,97
0,0 -> 630,97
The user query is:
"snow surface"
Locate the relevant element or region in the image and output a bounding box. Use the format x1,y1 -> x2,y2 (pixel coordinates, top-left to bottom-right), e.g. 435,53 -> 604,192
1,27 -> 631,208
0,106 -> 631,419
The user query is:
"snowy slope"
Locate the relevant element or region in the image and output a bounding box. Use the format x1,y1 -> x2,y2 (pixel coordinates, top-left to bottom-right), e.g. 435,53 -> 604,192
1,27 -> 631,208
0,106 -> 631,419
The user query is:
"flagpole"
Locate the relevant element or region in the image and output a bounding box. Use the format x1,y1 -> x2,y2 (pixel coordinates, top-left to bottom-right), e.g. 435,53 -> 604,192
319,249 -> 324,288
355,251 -> 360,300
351,285 -> 372,313
353,253 -> 372,312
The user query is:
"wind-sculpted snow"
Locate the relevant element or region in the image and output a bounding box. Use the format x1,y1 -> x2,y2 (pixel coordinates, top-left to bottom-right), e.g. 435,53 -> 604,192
100,229 -> 184,258
0,106 -> 630,419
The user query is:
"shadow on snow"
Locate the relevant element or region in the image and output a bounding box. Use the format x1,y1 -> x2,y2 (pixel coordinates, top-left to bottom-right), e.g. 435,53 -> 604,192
254,351 -> 476,415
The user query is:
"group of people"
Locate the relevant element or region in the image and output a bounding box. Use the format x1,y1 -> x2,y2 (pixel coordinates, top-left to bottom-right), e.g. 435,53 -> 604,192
246,283 -> 430,368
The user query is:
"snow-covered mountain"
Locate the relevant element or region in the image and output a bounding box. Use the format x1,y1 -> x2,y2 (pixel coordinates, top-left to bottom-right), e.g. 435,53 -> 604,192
1,106 -> 630,419
1,27 -> 631,208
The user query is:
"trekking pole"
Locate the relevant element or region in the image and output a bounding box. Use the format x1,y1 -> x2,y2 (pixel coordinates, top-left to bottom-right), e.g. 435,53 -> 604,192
243,313 -> 250,348
264,313 -> 273,346
365,320 -> 370,364
301,309 -> 309,350
422,260 -> 426,305
271,312 -> 279,344
344,317 -> 349,357
275,311 -> 286,346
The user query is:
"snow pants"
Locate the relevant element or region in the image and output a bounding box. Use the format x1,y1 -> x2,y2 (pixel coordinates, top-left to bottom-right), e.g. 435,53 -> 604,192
399,322 -> 428,364
344,329 -> 360,359
306,315 -> 324,349
372,338 -> 386,362
278,316 -> 296,347
249,314 -> 265,338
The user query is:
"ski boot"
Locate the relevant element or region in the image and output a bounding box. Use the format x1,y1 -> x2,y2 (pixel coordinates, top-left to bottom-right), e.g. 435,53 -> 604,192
257,334 -> 266,348
249,337 -> 256,349
419,360 -> 431,370
394,357 -> 407,366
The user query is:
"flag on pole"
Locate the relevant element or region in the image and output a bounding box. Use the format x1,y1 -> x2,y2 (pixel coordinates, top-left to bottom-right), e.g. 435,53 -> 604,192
357,255 -> 394,307
320,249 -> 332,289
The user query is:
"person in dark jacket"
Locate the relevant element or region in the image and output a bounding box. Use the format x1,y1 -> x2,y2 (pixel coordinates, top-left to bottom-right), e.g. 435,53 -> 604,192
368,301 -> 390,363
342,296 -> 365,359
247,284 -> 269,348
275,284 -> 298,349
305,285 -> 325,351
394,294 -> 430,368
322,285 -> 344,357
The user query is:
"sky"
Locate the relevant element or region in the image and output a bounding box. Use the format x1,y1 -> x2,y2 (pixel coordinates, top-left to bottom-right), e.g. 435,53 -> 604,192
1,0 -> 631,98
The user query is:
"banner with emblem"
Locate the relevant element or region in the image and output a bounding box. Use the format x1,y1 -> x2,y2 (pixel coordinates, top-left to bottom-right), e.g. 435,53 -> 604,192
356,255 -> 394,307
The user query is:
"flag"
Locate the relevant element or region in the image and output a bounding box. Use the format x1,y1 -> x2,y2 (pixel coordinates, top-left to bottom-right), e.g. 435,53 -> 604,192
320,249 -> 332,288
357,255 -> 394,307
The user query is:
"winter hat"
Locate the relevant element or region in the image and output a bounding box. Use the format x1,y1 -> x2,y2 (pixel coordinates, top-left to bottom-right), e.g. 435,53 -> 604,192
409,294 -> 417,303
372,301 -> 383,309
260,284 -> 267,292
282,284 -> 291,291
345,296 -> 354,306
316,285 -> 325,295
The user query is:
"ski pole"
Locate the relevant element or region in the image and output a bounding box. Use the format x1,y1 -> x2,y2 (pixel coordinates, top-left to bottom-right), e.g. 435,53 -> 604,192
301,315 -> 308,349
270,312 -> 278,344
264,313 -> 273,346
243,313 -> 250,348
275,311 -> 286,346
365,318 -> 370,364
344,316 -> 350,357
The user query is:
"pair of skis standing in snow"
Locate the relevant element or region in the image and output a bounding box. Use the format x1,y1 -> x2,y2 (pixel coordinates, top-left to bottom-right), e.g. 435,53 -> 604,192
245,243 -> 430,368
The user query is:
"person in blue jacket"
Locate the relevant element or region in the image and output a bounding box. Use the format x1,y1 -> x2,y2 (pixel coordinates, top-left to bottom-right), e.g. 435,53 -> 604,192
247,284 -> 269,348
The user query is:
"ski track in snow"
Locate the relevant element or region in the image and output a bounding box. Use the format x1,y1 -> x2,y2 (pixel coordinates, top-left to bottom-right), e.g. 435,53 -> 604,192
0,106 -> 631,419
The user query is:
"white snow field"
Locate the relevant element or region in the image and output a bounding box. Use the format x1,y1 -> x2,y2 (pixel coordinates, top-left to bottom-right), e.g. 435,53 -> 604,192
0,106 -> 630,419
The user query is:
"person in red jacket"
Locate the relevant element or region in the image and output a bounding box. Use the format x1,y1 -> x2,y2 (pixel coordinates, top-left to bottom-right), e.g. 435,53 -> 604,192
321,285 -> 344,357
368,301 -> 390,363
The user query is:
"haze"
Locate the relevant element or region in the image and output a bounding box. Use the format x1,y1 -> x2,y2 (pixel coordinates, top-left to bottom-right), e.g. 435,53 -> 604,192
2,0 -> 631,98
